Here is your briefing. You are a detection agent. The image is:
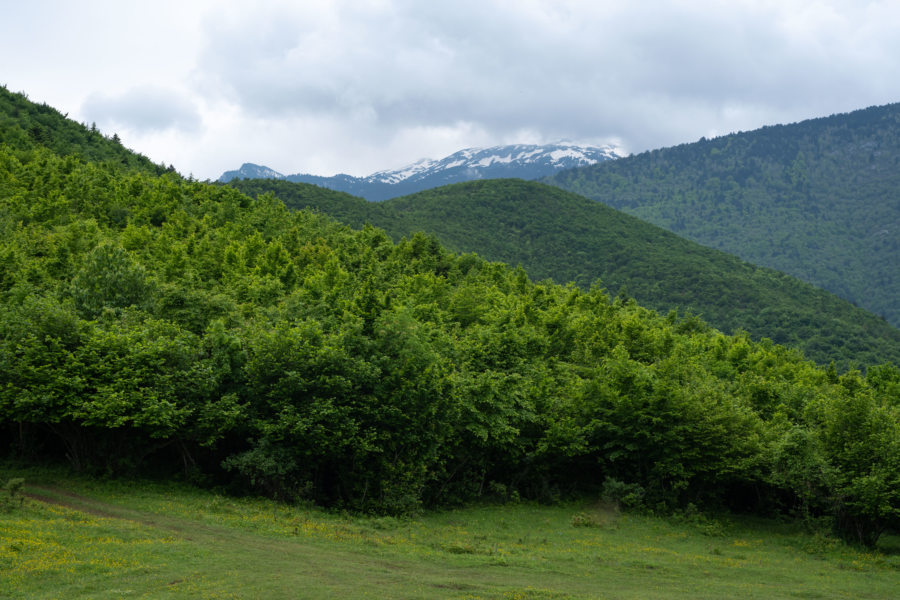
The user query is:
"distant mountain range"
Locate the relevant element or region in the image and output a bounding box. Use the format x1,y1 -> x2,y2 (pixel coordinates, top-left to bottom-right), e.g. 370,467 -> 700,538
546,102 -> 900,329
218,142 -> 623,201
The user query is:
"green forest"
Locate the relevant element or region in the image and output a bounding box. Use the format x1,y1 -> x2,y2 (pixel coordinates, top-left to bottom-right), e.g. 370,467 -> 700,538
227,177 -> 900,370
2,86 -> 900,548
547,102 -> 900,329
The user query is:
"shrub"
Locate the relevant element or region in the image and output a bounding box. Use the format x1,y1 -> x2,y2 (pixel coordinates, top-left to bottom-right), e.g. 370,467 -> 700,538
1,478 -> 25,512
601,477 -> 645,510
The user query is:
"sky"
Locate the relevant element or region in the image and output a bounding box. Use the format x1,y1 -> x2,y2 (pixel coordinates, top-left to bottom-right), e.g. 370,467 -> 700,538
3,0 -> 900,180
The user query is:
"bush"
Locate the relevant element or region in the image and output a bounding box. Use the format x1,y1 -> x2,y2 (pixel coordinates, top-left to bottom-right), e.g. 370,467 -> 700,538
1,478 -> 25,512
601,477 -> 645,510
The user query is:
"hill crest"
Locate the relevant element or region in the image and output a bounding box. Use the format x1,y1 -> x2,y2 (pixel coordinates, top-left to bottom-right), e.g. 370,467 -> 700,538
546,101 -> 900,328
227,176 -> 900,369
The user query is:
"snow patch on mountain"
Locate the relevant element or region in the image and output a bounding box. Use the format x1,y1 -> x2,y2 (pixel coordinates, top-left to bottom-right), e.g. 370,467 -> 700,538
370,142 -> 624,186
371,157 -> 438,184
219,142 -> 625,200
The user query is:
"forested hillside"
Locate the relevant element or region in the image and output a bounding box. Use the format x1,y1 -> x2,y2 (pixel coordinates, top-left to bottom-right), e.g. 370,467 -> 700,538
3,92 -> 900,547
228,177 -> 900,369
547,102 -> 900,328
0,85 -> 172,175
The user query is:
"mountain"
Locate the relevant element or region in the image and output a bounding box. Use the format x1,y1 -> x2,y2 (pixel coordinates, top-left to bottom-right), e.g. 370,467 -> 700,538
218,163 -> 285,181
546,102 -> 900,329
227,177 -> 900,369
218,142 -> 623,200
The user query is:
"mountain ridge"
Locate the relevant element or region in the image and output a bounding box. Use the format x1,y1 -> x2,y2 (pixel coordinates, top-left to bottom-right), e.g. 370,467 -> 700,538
218,142 -> 623,200
545,101 -> 900,328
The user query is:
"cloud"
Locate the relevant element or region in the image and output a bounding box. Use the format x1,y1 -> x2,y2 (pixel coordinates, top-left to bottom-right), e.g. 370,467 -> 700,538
188,0 -> 900,169
12,0 -> 898,178
82,86 -> 203,134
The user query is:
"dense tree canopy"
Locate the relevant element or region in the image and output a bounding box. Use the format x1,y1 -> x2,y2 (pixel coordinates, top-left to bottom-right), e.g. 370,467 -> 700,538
3,89 -> 900,547
2,144 -> 899,546
228,177 -> 900,370
547,102 -> 900,329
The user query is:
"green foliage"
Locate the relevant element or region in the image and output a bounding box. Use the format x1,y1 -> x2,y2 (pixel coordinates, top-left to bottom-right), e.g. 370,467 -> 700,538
806,380 -> 900,546
71,244 -> 154,318
600,477 -> 645,510
1,477 -> 24,511
2,92 -> 900,545
547,102 -> 900,330
228,177 -> 900,369
0,85 -> 169,175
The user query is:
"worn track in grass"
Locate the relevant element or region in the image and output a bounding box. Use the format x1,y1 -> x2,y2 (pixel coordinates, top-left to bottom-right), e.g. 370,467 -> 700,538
17,483 -> 562,599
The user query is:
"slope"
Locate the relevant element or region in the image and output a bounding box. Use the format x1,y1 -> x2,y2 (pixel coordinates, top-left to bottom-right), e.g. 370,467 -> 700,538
227,177 -> 900,369
0,85 -> 171,175
547,102 -> 900,328
4,89 -> 900,546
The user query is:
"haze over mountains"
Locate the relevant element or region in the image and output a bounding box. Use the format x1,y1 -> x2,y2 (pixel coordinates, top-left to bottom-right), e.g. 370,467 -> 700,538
547,102 -> 900,329
219,142 -> 623,201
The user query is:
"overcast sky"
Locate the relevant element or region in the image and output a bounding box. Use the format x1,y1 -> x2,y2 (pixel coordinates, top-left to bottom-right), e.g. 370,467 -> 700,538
3,1 -> 900,180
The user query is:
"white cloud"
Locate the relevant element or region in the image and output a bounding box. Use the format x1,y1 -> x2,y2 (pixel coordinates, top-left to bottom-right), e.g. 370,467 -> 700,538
82,86 -> 202,134
4,0 -> 900,179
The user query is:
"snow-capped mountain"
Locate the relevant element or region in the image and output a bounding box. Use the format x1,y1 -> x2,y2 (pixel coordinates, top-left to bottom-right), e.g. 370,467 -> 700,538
218,142 -> 624,201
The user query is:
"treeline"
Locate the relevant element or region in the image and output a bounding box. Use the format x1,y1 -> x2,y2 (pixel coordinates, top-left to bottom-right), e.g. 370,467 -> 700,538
2,145 -> 899,546
0,85 -> 174,176
547,102 -> 900,329
227,177 -> 900,370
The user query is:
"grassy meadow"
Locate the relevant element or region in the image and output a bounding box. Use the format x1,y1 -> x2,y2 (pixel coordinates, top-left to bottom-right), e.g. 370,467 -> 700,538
2,467 -> 898,599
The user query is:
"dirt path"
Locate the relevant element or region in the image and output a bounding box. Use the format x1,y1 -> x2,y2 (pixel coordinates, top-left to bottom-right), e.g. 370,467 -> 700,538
24,483 -> 235,539
26,484 -> 146,521
18,482 -> 507,599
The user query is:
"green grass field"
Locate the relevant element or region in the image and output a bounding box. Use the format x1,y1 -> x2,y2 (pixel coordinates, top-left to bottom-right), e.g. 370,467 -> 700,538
2,467 -> 898,599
